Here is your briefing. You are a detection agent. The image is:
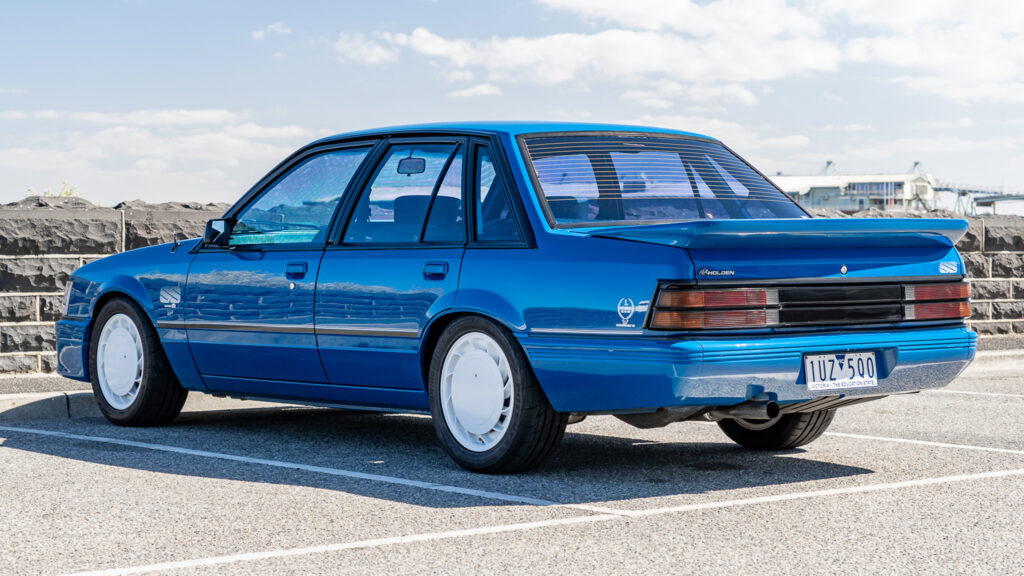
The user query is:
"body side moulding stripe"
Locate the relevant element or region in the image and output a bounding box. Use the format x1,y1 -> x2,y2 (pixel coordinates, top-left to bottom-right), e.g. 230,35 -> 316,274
159,321 -> 418,338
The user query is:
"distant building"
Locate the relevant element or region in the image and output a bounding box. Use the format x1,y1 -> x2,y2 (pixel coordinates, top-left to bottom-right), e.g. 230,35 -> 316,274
770,172 -> 938,213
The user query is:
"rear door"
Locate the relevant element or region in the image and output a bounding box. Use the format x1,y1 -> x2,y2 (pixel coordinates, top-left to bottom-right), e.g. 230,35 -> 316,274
316,138 -> 466,401
185,144 -> 373,391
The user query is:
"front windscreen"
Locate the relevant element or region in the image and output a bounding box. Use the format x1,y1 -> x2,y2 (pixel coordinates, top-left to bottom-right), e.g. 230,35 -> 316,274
520,133 -> 808,227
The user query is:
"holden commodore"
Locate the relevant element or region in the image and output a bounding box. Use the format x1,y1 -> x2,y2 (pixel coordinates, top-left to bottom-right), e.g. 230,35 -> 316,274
56,122 -> 976,472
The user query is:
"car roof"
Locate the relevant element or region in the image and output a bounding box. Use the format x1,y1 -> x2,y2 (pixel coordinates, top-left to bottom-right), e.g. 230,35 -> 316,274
312,121 -> 717,146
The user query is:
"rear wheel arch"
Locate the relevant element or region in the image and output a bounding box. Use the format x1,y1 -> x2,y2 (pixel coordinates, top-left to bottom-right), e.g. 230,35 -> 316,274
419,310 -> 526,390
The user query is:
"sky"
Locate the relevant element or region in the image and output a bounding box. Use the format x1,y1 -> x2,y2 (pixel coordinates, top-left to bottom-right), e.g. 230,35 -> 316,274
1,0 -> 1023,205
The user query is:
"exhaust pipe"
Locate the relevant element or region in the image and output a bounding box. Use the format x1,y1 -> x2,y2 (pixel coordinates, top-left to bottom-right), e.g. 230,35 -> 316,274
706,400 -> 780,421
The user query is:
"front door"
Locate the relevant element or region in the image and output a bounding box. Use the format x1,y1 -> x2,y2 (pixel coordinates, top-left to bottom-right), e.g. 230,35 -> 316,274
316,140 -> 467,405
185,145 -> 373,391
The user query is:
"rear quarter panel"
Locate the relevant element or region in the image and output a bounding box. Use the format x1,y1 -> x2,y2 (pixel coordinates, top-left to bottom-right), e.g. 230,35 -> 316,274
456,233 -> 692,334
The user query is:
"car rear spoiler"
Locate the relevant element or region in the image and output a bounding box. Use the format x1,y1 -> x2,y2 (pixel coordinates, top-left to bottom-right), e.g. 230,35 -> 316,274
586,218 -> 968,250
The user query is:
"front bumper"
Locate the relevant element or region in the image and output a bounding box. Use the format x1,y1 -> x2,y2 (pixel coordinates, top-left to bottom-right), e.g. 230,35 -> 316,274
55,317 -> 90,381
518,325 -> 976,413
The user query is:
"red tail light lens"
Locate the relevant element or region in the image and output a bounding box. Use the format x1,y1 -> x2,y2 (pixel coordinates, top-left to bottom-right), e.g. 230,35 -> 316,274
657,288 -> 777,308
649,309 -> 776,330
905,301 -> 971,320
905,282 -> 970,301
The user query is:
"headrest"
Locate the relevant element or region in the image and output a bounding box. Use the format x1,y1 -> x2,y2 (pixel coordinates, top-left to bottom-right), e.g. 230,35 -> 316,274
393,195 -> 431,225
428,196 -> 461,223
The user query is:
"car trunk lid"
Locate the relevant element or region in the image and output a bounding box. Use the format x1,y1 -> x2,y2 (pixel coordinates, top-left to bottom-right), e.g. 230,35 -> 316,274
586,218 -> 967,281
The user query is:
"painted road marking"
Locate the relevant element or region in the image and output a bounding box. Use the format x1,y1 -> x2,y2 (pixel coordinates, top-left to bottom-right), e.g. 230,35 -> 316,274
824,431 -> 1024,456
926,389 -> 1024,399
59,467 -> 1024,576
0,425 -> 556,507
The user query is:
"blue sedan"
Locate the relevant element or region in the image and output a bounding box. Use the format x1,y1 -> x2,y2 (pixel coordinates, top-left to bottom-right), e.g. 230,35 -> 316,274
56,122 -> 976,472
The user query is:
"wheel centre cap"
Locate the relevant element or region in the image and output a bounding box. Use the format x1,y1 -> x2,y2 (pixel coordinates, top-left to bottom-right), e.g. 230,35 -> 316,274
450,350 -> 505,435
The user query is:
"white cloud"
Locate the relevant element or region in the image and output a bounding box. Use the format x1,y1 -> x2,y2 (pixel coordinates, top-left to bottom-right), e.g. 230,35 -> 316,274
0,88 -> 27,95
224,123 -> 314,139
272,52 -> 287,61
448,83 -> 502,98
822,91 -> 845,104
0,109 -> 323,204
442,69 -> 475,82
386,26 -> 839,86
0,108 -> 243,126
346,0 -> 1024,107
636,113 -> 810,152
820,124 -> 875,132
818,0 -> 1024,103
622,81 -> 759,108
916,117 -> 973,130
335,31 -> 400,64
252,22 -> 292,40
540,0 -> 823,38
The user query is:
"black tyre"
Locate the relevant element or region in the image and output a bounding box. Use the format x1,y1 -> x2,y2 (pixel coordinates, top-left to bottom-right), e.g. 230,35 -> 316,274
89,297 -> 187,426
428,316 -> 568,473
717,409 -> 836,450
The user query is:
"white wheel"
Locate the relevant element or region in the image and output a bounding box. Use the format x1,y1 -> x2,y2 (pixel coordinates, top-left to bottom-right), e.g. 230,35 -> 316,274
439,331 -> 514,452
95,313 -> 144,410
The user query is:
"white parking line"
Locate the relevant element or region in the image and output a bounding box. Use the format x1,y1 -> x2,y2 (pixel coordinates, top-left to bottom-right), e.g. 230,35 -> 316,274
59,467 -> 1024,576
926,389 -> 1024,399
825,431 -> 1024,456
0,425 -> 556,507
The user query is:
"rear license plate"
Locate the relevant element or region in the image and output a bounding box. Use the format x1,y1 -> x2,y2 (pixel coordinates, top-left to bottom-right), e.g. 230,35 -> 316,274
803,352 -> 878,391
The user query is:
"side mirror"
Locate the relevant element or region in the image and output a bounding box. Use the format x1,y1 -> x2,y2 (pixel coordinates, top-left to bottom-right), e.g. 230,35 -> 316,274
397,157 -> 426,175
203,218 -> 232,246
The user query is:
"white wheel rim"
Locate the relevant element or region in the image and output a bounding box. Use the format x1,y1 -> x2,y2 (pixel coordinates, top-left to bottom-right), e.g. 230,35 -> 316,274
440,332 -> 514,452
96,313 -> 144,410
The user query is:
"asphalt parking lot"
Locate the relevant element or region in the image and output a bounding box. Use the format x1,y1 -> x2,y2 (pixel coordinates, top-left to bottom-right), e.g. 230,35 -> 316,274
1,361 -> 1022,576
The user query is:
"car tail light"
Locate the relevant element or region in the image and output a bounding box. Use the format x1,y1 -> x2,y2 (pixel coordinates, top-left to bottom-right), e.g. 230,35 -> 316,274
649,287 -> 779,330
905,301 -> 971,320
904,282 -> 970,301
649,309 -> 779,330
656,288 -> 778,308
902,281 -> 971,321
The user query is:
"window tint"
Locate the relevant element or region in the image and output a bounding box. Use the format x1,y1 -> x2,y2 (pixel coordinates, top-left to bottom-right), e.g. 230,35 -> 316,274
522,135 -> 807,227
476,146 -> 521,242
344,144 -> 456,244
230,147 -> 370,246
532,153 -> 597,222
423,150 -> 465,243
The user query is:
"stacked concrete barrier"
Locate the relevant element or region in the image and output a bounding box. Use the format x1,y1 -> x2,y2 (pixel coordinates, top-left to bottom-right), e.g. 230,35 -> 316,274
0,197 -> 226,375
1,199 -> 1021,377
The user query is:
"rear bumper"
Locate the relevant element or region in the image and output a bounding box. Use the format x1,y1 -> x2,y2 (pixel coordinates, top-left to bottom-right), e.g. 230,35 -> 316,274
518,325 -> 976,413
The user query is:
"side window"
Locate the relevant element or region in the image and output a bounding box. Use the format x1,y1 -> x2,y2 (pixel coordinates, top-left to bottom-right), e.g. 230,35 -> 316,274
423,150 -> 465,243
229,147 -> 370,246
475,146 -> 521,242
344,144 -> 458,244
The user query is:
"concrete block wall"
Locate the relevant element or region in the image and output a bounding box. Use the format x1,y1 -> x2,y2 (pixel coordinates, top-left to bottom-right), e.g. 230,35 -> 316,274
0,201 -> 220,375
956,216 -> 1024,337
1,202 -> 1022,377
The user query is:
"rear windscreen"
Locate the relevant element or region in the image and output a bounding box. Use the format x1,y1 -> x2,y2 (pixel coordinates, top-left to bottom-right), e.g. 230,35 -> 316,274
520,134 -> 807,227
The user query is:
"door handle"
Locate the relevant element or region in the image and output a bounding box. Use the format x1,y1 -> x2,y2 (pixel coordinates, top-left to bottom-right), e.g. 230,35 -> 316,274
286,261 -> 308,278
423,261 -> 448,279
